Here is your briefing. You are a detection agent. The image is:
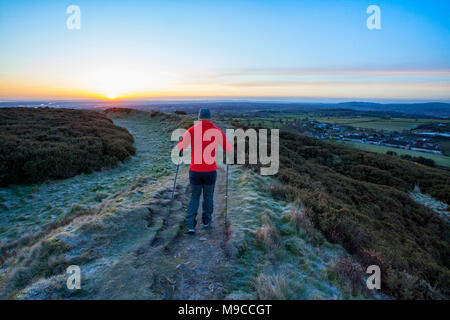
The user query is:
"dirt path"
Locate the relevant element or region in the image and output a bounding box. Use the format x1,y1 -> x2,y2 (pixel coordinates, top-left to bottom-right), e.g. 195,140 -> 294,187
170,165 -> 230,299
4,118 -> 235,299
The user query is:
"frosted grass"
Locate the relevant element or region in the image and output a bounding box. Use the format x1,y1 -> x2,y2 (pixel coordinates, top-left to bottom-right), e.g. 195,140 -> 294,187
226,167 -> 349,299
0,118 -> 175,243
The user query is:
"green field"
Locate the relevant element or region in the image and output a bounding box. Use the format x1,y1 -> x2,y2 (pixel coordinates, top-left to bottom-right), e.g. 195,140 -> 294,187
228,115 -> 450,160
230,115 -> 450,132
309,117 -> 450,131
336,140 -> 450,168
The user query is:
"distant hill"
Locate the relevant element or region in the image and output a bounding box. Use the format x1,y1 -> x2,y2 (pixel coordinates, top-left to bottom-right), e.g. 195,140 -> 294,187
336,102 -> 450,118
133,101 -> 450,118
2,101 -> 449,118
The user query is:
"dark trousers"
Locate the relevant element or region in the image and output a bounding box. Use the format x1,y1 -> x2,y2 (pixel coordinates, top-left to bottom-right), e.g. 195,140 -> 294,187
186,170 -> 217,229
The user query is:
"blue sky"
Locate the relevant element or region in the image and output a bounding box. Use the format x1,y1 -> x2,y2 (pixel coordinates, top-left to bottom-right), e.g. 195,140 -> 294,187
0,0 -> 449,101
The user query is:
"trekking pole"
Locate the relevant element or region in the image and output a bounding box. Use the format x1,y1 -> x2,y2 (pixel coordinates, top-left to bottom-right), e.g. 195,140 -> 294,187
166,143 -> 183,226
224,163 -> 229,227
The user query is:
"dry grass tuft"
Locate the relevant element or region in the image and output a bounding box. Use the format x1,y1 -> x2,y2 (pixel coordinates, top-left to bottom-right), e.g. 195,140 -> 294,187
329,256 -> 366,296
288,204 -> 313,231
255,216 -> 279,250
255,274 -> 290,299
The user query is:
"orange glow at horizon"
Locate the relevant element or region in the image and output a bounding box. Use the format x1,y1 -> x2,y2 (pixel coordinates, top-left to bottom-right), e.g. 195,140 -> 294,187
1,69 -> 449,101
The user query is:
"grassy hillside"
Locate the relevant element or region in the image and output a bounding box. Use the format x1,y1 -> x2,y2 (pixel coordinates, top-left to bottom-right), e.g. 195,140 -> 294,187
308,117 -> 450,131
1,108 -> 448,300
0,110 -> 368,300
272,131 -> 450,299
337,141 -> 450,168
0,107 -> 136,186
228,119 -> 450,299
225,168 -> 369,299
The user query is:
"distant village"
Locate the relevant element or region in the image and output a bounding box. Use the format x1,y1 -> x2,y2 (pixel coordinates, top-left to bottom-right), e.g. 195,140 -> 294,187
302,120 -> 447,155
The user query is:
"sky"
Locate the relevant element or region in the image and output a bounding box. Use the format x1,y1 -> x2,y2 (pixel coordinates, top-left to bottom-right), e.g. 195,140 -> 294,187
0,0 -> 449,102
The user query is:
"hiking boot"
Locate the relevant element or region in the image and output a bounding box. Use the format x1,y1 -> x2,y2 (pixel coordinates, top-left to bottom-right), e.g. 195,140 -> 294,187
203,223 -> 210,228
187,228 -> 196,234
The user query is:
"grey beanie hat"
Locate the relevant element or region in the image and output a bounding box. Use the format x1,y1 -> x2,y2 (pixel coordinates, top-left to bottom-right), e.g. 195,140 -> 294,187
198,108 -> 211,120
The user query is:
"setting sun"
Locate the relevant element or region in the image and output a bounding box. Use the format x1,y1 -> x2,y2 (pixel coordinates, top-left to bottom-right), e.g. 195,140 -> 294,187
106,92 -> 118,99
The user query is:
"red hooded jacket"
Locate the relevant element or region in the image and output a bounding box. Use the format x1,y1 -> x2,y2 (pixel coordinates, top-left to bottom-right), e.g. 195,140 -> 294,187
177,120 -> 232,172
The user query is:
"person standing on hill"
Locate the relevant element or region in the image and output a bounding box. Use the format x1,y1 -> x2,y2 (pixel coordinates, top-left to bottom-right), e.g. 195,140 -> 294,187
177,108 -> 233,234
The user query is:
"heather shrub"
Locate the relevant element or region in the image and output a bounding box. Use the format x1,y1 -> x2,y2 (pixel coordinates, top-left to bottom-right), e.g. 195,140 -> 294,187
329,256 -> 367,296
275,129 -> 450,299
0,107 -> 136,186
